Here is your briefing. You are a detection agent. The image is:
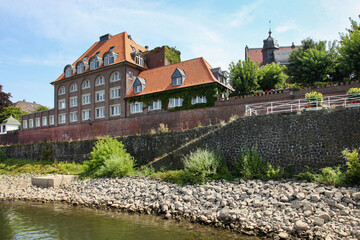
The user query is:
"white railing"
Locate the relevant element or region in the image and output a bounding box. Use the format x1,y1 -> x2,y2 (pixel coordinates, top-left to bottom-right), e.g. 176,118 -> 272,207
245,94 -> 360,116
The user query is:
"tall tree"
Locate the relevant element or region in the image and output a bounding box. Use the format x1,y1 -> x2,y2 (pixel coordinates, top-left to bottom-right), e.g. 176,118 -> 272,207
33,106 -> 49,112
0,85 -> 12,113
0,106 -> 27,123
286,38 -> 337,86
258,62 -> 288,91
339,15 -> 360,79
228,58 -> 259,96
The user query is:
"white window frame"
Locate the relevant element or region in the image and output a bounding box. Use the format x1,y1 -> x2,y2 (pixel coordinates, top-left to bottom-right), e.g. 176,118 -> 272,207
49,115 -> 55,125
58,99 -> 66,109
77,62 -> 85,74
95,107 -> 105,119
111,71 -> 121,82
82,109 -> 91,121
192,96 -> 207,105
110,104 -> 121,117
42,117 -> 47,126
35,118 -> 40,127
70,83 -> 78,92
110,87 -> 121,99
65,67 -> 73,78
90,58 -> 99,70
23,120 -> 28,129
58,114 -> 66,124
128,71 -> 133,80
82,80 -> 90,89
29,119 -> 34,128
70,96 -> 78,107
95,76 -> 105,86
135,55 -> 144,66
133,85 -> 142,93
82,93 -> 91,105
131,102 -> 143,113
149,100 -> 162,111
104,53 -> 115,66
58,86 -> 66,95
70,112 -> 78,122
173,77 -> 182,86
95,90 -> 105,102
169,97 -> 183,108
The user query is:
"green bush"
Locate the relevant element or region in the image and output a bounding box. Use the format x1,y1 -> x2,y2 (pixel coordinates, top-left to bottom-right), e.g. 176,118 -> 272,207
0,149 -> 7,161
296,166 -> 316,182
83,137 -> 134,177
266,164 -> 282,180
182,149 -> 224,184
315,167 -> 345,187
346,88 -> 360,96
233,146 -> 269,179
305,91 -> 323,105
342,148 -> 360,184
96,154 -> 134,177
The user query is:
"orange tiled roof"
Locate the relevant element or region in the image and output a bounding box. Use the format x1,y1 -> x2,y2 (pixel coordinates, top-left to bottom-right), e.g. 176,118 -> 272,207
126,57 -> 231,98
53,32 -> 147,83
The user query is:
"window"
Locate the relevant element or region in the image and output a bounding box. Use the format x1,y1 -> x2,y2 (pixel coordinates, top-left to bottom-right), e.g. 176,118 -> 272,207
82,93 -> 91,105
70,96 -> 78,107
58,114 -> 66,124
23,120 -> 28,129
104,52 -> 115,66
70,112 -> 78,122
96,76 -> 105,86
35,118 -> 40,127
49,115 -> 55,125
129,71 -> 133,80
58,99 -> 66,109
169,97 -> 183,108
135,55 -> 144,66
77,62 -> 86,74
70,83 -> 78,92
192,96 -> 207,104
82,110 -> 91,121
110,104 -> 121,116
90,58 -> 100,70
42,117 -> 47,126
111,71 -> 121,82
96,90 -> 105,102
65,66 -> 73,78
58,86 -> 66,95
110,87 -> 121,99
29,119 -> 34,128
131,102 -> 143,113
82,79 -> 90,89
173,77 -> 182,86
149,100 -> 162,111
133,85 -> 142,93
95,107 -> 105,118
171,68 -> 186,86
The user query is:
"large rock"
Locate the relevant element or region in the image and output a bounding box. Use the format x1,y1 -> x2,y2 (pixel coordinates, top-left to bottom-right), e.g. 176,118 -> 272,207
295,220 -> 309,230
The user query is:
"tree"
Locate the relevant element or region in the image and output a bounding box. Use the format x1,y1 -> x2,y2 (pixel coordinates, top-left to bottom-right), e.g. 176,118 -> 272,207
0,85 -> 12,113
339,15 -> 360,79
33,106 -> 49,112
228,58 -> 259,96
258,62 -> 288,91
0,106 -> 27,123
286,38 -> 337,86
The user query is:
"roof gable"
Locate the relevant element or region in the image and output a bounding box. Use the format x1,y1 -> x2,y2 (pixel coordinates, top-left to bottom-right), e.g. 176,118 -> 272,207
171,68 -> 186,78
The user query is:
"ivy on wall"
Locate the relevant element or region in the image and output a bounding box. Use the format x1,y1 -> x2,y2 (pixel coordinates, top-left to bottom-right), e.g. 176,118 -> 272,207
127,83 -> 227,111
149,45 -> 181,65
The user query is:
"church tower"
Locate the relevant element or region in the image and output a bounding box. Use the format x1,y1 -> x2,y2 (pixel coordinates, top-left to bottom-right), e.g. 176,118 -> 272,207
261,29 -> 279,65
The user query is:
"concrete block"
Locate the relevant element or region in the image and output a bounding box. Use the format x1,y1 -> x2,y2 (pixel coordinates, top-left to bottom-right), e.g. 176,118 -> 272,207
31,175 -> 79,188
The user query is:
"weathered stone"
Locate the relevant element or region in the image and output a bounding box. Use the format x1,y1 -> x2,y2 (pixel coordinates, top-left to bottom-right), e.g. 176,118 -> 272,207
278,232 -> 289,239
313,217 -> 325,226
310,194 -> 321,202
253,199 -> 263,208
318,213 -> 331,221
352,192 -> 360,200
295,220 -> 309,230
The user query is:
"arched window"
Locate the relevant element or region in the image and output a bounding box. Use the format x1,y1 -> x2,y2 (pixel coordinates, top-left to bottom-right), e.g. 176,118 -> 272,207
111,71 -> 121,82
104,52 -> 117,66
90,57 -> 100,70
70,83 -> 78,92
95,76 -> 105,86
77,62 -> 86,74
58,86 -> 66,95
64,65 -> 73,78
82,79 -> 91,89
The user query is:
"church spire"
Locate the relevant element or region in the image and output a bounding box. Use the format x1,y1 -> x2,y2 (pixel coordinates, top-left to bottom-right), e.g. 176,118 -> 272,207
268,20 -> 272,36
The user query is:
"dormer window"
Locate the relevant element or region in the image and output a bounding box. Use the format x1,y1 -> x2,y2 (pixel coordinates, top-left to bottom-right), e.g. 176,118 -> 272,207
58,86 -> 66,95
90,57 -> 100,70
76,61 -> 87,74
171,68 -> 186,86
133,77 -> 146,94
64,65 -> 74,78
135,54 -> 145,67
104,50 -> 118,66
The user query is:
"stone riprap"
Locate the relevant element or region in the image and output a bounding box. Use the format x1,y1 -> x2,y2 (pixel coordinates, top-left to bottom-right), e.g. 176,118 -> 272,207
1,175 -> 359,239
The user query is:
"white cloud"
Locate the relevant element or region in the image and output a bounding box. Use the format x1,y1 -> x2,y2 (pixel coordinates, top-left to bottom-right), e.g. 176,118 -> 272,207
229,0 -> 263,27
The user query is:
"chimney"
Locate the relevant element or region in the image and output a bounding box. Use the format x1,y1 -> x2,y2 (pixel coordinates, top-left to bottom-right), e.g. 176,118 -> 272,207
99,33 -> 111,42
291,42 -> 295,49
128,35 -> 132,40
145,46 -> 149,50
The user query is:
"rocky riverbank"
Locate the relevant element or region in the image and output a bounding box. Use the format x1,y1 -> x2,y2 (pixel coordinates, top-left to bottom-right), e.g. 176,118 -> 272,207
1,174 -> 359,239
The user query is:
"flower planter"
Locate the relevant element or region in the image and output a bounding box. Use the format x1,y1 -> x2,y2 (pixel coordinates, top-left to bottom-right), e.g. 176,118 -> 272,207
304,105 -> 323,111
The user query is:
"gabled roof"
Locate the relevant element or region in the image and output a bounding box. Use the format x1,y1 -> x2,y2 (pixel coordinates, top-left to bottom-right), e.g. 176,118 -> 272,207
13,100 -> 42,113
53,32 -> 147,83
1,116 -> 20,126
126,57 -> 231,98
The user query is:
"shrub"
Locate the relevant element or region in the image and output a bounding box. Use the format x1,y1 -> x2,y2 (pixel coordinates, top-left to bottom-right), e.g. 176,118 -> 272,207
233,146 -> 269,179
158,123 -> 168,133
182,149 -> 223,184
305,91 -> 323,105
266,164 -> 282,180
96,154 -> 134,177
346,88 -> 360,96
83,137 -> 133,177
315,166 -> 345,187
342,148 -> 360,184
0,149 -> 7,161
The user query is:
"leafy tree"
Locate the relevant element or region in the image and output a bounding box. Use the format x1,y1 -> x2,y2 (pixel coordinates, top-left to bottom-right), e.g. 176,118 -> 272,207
258,62 -> 288,91
0,85 -> 12,113
339,15 -> 360,79
0,106 -> 28,122
287,38 -> 338,86
33,106 -> 49,112
229,58 -> 259,96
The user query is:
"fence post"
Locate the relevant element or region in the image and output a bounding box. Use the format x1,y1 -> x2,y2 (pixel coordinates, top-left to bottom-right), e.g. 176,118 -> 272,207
271,102 -> 273,114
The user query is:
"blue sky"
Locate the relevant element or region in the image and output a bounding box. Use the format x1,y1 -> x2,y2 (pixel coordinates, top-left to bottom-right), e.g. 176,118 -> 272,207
0,0 -> 359,108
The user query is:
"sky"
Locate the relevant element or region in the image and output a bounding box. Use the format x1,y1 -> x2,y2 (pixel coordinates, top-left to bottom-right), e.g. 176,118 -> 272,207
0,0 -> 359,108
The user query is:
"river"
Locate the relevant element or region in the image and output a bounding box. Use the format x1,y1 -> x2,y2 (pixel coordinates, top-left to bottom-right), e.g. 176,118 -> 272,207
0,201 -> 259,240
